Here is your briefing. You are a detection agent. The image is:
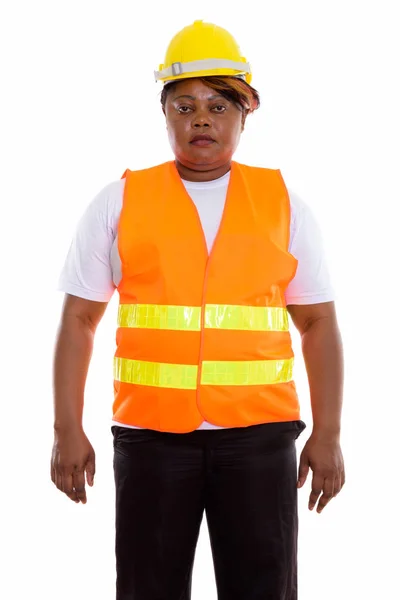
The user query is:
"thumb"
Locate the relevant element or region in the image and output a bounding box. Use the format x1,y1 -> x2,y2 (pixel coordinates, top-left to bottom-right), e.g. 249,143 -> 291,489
85,454 -> 96,487
297,451 -> 310,488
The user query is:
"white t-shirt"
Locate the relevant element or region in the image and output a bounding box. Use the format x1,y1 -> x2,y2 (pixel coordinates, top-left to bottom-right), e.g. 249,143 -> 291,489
58,169 -> 335,430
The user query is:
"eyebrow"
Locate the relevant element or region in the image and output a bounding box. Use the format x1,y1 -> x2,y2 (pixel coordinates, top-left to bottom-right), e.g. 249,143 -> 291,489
172,94 -> 226,102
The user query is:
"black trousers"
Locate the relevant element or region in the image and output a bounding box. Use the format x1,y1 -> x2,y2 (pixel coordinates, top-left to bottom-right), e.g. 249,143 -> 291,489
112,420 -> 306,600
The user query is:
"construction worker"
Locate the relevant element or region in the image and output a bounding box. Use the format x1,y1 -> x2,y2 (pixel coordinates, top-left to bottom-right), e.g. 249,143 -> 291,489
51,20 -> 345,600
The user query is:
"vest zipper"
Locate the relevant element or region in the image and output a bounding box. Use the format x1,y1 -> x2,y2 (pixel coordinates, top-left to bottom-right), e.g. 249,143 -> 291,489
175,162 -> 235,415
194,194 -> 232,414
196,258 -> 209,409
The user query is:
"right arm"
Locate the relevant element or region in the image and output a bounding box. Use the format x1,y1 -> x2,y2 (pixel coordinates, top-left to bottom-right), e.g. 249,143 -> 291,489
51,179 -> 122,503
51,295 -> 108,504
53,294 -> 108,434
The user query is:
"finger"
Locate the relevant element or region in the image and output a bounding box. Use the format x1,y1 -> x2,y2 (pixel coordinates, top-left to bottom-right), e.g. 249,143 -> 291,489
72,470 -> 87,504
334,470 -> 346,497
85,455 -> 96,487
309,473 -> 324,510
297,453 -> 309,488
54,453 -> 64,491
63,473 -> 79,503
317,477 -> 335,513
51,463 -> 56,485
55,471 -> 64,492
333,473 -> 341,497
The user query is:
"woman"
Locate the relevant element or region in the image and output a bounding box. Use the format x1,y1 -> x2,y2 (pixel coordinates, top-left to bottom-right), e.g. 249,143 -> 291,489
51,20 -> 345,600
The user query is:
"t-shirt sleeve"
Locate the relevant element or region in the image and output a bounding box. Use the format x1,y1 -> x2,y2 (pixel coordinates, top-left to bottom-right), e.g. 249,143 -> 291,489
285,190 -> 335,305
57,180 -> 123,302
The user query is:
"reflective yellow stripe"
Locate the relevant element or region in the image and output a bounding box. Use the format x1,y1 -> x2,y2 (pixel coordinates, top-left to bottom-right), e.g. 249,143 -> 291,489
118,304 -> 201,331
114,357 -> 293,388
114,357 -> 198,389
205,305 -> 289,331
118,304 -> 288,332
201,358 -> 294,386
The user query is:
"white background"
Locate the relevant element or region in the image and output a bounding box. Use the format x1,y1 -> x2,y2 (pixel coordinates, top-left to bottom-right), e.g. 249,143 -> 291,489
1,0 -> 399,598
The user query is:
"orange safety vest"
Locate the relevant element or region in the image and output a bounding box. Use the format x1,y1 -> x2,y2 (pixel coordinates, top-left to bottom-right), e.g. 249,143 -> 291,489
113,160 -> 301,433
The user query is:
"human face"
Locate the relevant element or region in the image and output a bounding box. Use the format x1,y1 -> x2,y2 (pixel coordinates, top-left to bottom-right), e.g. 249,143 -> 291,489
164,78 -> 245,181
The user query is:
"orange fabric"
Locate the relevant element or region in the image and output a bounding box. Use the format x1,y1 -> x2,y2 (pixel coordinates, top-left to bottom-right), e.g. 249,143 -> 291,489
113,160 -> 301,432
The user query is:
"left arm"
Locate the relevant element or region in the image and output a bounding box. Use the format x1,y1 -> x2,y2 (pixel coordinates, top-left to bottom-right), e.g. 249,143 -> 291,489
287,301 -> 345,513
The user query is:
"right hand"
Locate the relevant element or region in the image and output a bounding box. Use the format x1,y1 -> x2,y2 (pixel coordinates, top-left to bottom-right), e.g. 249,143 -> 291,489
51,427 -> 96,504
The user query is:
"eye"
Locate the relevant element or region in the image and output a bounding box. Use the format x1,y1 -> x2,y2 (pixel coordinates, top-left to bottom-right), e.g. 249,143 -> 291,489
212,105 -> 227,113
177,105 -> 193,114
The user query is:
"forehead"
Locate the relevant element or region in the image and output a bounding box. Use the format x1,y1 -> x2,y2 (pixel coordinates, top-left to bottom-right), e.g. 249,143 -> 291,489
167,78 -> 226,101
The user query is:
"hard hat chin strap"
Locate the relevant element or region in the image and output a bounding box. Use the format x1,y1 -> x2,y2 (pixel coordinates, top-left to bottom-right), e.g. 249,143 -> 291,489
154,58 -> 251,82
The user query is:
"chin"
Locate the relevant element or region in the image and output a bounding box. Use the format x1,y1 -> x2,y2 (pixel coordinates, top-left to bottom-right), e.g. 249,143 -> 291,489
183,158 -> 222,170
179,149 -> 226,168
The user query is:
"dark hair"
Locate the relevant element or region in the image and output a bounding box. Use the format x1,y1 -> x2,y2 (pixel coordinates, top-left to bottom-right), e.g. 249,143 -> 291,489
160,76 -> 261,117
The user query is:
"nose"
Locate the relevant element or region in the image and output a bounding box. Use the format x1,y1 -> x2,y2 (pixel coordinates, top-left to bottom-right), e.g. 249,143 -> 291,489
192,108 -> 211,129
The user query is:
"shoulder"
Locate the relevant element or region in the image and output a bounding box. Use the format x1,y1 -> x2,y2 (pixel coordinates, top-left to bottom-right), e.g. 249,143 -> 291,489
83,178 -> 125,236
234,161 -> 278,177
234,162 -> 310,220
285,189 -> 320,234
286,188 -> 308,223
124,161 -> 172,179
235,162 -> 301,199
83,178 -> 125,217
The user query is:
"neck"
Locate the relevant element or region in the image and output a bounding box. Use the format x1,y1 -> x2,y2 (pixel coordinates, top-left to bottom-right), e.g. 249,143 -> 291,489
174,160 -> 231,182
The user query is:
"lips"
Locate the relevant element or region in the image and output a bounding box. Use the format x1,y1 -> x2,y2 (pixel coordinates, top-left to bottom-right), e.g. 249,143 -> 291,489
190,134 -> 215,146
191,134 -> 214,142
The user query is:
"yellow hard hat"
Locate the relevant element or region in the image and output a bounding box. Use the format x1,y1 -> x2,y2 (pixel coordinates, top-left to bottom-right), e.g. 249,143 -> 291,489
154,20 -> 252,85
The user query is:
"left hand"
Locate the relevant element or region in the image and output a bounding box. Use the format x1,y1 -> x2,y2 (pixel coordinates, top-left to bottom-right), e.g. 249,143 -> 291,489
297,433 -> 345,513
